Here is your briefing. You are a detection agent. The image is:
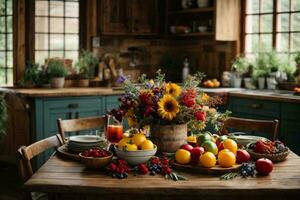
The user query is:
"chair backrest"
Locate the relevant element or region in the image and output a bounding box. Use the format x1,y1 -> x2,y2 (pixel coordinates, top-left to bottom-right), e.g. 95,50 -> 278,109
16,134 -> 63,183
57,115 -> 107,143
221,117 -> 279,141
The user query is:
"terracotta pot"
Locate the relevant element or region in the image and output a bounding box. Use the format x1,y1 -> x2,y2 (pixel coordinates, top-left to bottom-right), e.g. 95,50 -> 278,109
150,124 -> 187,153
50,77 -> 65,88
78,79 -> 89,87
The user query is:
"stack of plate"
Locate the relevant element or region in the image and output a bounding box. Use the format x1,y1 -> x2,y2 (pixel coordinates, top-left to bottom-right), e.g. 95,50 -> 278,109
67,135 -> 103,153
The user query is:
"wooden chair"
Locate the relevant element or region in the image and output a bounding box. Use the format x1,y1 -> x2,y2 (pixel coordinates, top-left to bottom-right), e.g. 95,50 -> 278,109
16,134 -> 63,200
57,116 -> 107,143
221,117 -> 279,141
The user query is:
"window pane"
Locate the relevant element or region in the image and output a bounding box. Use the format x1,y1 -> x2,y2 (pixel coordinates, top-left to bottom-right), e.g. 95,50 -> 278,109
245,34 -> 259,52
276,33 -> 289,51
261,0 -> 273,12
6,0 -> 12,15
7,51 -> 12,68
35,0 -> 48,16
65,18 -> 79,33
7,33 -> 12,50
65,35 -> 79,50
7,68 -> 12,85
0,1 -> 5,15
50,17 -> 64,33
277,14 -> 290,32
0,34 -> 5,50
50,51 -> 64,58
246,0 -> 260,14
50,1 -> 64,17
260,14 -> 273,32
65,51 -> 78,62
0,69 -> 5,85
291,33 -> 300,51
66,1 -> 79,17
35,34 -> 48,50
292,0 -> 300,11
35,17 -> 48,33
50,34 -> 64,50
0,52 -> 5,66
35,51 -> 48,65
291,13 -> 300,31
6,16 -> 12,33
260,34 -> 273,50
245,15 -> 259,33
0,17 -> 5,32
278,0 -> 290,12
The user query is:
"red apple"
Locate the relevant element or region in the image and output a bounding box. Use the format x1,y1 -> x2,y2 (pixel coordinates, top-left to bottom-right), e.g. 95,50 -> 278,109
218,142 -> 224,151
216,135 -> 228,146
236,149 -> 251,164
256,158 -> 273,176
191,146 -> 204,162
181,144 -> 193,152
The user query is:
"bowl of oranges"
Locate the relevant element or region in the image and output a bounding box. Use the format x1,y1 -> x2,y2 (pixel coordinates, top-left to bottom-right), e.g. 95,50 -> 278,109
115,132 -> 157,165
202,79 -> 220,88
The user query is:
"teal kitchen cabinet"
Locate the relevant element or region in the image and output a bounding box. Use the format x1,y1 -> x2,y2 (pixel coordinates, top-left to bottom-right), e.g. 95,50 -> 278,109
32,95 -> 121,168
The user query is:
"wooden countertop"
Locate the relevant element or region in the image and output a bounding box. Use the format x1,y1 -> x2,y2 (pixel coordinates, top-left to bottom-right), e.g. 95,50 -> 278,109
24,153 -> 300,200
1,87 -> 124,97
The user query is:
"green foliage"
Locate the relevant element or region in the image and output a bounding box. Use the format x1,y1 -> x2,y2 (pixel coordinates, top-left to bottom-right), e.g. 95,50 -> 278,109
37,69 -> 50,85
18,62 -> 40,87
0,94 -> 7,139
75,50 -> 98,79
47,60 -> 67,78
267,50 -> 281,72
295,51 -> 300,64
252,52 -> 270,78
231,56 -> 250,76
183,72 -> 205,89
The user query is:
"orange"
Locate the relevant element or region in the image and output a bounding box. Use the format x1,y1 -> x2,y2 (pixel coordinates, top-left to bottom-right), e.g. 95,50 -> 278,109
132,133 -> 146,146
207,80 -> 214,88
223,139 -> 238,154
200,152 -> 216,168
218,151 -> 236,168
125,143 -> 138,151
218,149 -> 230,156
117,138 -> 130,149
175,149 -> 191,165
202,141 -> 218,155
141,140 -> 154,150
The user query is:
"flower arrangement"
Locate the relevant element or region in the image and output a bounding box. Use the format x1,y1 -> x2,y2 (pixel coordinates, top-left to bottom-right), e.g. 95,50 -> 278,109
110,70 -> 230,134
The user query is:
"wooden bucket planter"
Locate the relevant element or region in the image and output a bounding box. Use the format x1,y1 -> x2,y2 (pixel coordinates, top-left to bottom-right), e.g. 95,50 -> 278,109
150,123 -> 187,153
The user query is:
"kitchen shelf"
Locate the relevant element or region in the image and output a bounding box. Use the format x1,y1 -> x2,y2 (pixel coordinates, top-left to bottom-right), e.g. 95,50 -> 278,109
168,7 -> 214,15
169,32 -> 214,37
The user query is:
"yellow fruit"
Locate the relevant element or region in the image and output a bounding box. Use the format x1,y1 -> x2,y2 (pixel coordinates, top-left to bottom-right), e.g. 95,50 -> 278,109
141,140 -> 154,150
123,132 -> 130,138
125,143 -> 138,151
187,135 -> 197,143
118,138 -> 130,149
200,152 -> 216,168
218,149 -> 230,156
132,133 -> 147,146
175,149 -> 191,165
223,139 -> 238,154
207,80 -> 214,88
218,151 -> 236,168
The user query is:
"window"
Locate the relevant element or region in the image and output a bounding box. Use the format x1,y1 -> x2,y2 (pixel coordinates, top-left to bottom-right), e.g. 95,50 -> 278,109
243,0 -> 300,58
35,0 -> 79,65
0,0 -> 13,85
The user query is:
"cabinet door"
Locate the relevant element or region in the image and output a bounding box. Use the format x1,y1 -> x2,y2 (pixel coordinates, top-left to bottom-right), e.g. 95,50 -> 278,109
131,0 -> 158,34
281,120 -> 300,156
101,0 -> 131,34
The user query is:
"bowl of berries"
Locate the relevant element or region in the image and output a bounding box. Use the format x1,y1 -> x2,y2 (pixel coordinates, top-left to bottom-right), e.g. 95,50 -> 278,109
246,140 -> 290,162
79,148 -> 113,169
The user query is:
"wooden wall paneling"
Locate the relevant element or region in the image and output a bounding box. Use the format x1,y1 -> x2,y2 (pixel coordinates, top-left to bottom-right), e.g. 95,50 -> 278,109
25,0 -> 35,62
13,0 -> 26,85
83,0 -> 98,50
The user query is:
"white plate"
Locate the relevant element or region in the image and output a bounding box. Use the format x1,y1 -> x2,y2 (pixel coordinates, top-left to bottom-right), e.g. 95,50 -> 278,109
235,135 -> 269,146
69,135 -> 102,143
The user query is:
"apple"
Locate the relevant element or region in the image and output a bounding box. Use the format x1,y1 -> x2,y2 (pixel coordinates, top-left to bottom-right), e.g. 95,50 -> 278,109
236,149 -> 251,164
181,144 -> 193,152
218,142 -> 224,151
191,146 -> 204,162
256,158 -> 273,176
216,135 -> 228,146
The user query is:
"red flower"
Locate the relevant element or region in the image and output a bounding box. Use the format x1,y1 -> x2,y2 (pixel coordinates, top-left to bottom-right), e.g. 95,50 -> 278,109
144,105 -> 154,117
181,88 -> 197,108
194,111 -> 206,121
139,92 -> 152,105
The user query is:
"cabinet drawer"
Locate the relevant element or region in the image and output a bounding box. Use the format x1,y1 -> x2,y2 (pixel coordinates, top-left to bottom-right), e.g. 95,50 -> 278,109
229,97 -> 280,119
281,103 -> 300,121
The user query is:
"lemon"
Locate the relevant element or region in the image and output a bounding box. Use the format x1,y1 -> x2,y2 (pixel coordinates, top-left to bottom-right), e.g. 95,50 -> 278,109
125,143 -> 138,151
132,133 -> 147,146
118,138 -> 130,149
141,140 -> 154,150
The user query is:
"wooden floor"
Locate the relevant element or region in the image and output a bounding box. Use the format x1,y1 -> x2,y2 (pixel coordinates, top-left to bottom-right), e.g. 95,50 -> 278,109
0,161 -> 23,200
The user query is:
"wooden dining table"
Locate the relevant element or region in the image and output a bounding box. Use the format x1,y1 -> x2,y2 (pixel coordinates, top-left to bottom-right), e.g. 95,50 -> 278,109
24,152 -> 300,200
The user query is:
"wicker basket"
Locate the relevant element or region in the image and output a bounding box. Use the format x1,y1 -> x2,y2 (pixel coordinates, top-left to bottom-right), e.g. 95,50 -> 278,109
247,148 -> 290,162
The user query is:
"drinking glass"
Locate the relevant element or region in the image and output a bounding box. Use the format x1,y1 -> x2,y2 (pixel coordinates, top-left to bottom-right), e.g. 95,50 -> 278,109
106,115 -> 123,145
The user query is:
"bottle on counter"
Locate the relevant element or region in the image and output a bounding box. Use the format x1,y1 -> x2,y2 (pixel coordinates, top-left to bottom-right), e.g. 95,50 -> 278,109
182,57 -> 190,82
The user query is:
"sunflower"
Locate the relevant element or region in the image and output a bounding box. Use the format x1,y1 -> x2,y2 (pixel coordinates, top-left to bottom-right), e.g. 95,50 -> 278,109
157,95 -> 179,120
165,83 -> 181,97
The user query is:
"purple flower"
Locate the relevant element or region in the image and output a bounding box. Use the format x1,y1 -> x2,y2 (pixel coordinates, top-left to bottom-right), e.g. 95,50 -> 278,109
116,75 -> 127,84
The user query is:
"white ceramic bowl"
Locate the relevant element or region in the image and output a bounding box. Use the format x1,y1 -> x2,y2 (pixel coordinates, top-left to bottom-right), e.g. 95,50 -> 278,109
198,26 -> 208,32
114,145 -> 157,166
235,135 -> 269,146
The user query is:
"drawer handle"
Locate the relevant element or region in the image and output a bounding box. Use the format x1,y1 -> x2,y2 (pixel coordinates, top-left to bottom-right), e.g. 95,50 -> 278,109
68,103 -> 79,109
251,103 -> 262,109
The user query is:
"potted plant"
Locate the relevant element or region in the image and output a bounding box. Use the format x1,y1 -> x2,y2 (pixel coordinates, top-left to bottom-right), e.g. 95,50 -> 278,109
109,70 -> 229,153
37,68 -> 50,88
75,50 -> 98,87
18,62 -> 40,88
231,56 -> 249,88
47,60 -> 67,88
253,52 -> 269,89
